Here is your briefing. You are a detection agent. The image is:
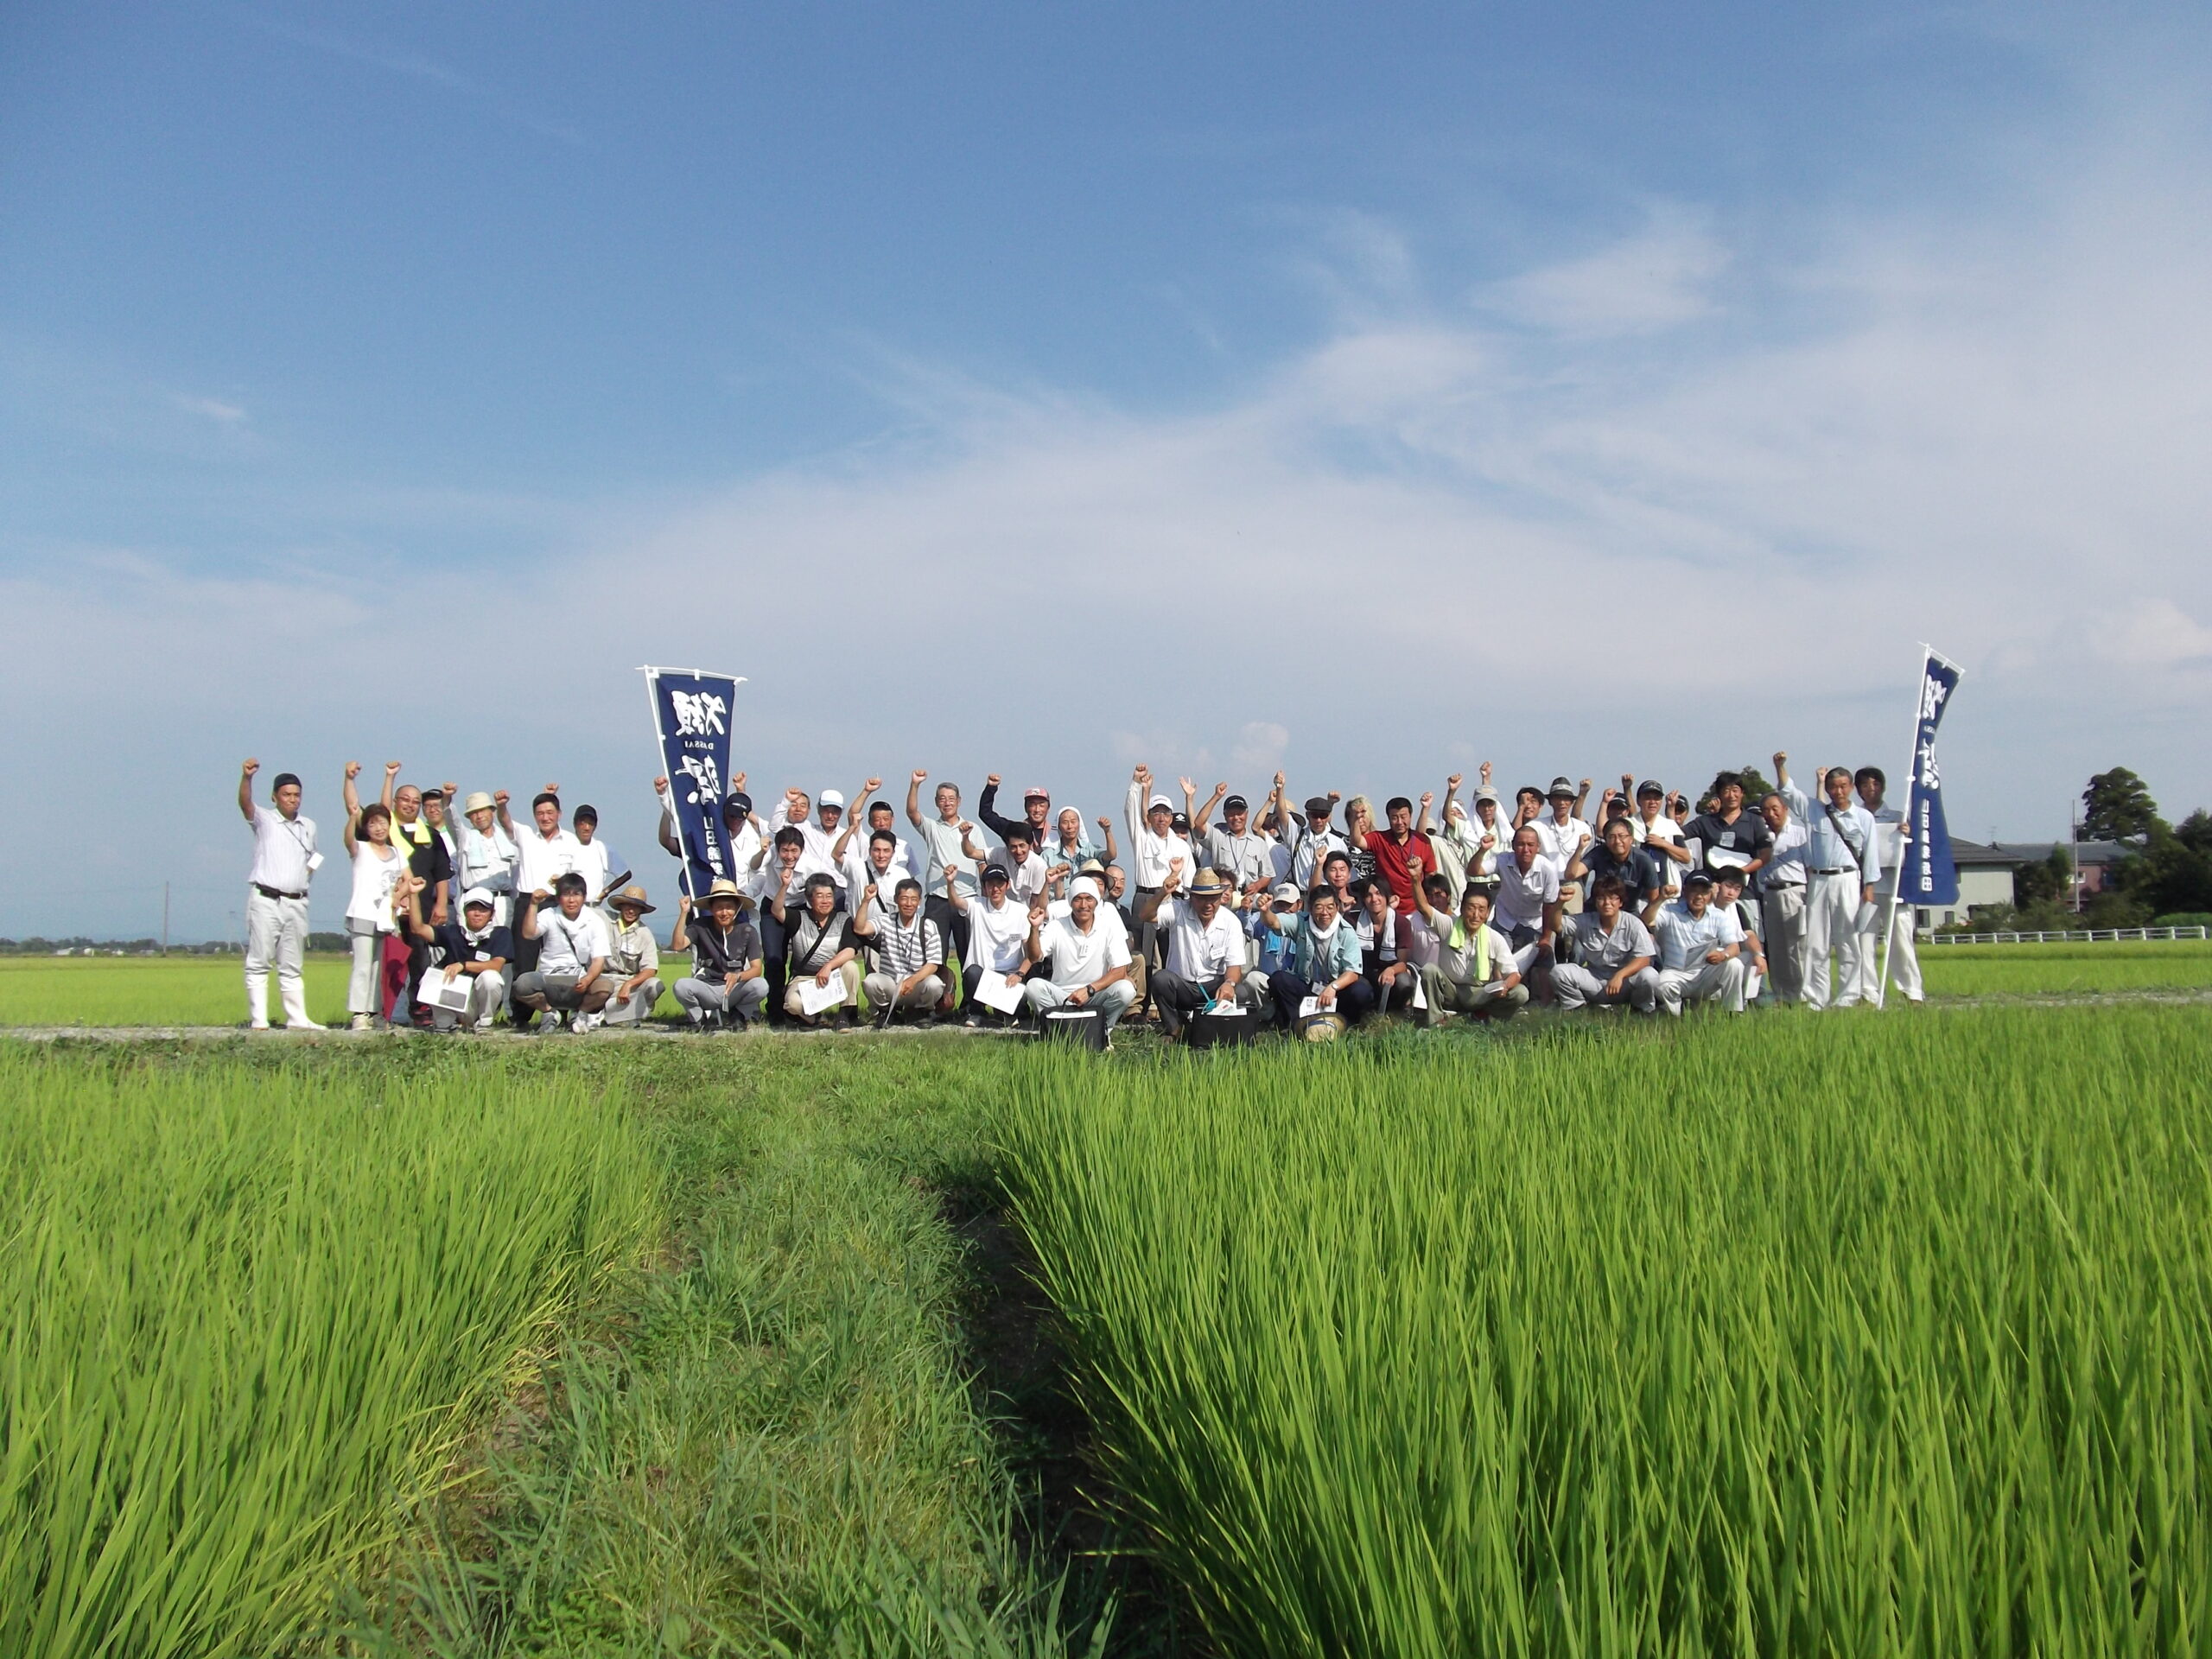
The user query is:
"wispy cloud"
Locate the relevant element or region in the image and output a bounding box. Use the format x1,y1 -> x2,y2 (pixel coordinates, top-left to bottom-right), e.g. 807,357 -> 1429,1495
170,392 -> 247,427
238,15 -> 585,146
1473,202 -> 1730,337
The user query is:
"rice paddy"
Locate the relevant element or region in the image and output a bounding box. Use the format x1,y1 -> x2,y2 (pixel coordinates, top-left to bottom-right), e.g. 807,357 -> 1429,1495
5,968 -> 2208,1656
1001,1007 -> 2212,1656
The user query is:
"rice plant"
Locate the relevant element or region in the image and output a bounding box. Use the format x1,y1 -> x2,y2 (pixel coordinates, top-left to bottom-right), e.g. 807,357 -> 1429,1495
0,1046 -> 658,1658
1002,1007 -> 2212,1656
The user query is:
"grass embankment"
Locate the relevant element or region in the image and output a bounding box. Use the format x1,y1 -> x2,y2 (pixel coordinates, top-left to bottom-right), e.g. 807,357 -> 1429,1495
1917,938 -> 2212,996
0,1046 -> 657,1659
1003,1007 -> 2212,1656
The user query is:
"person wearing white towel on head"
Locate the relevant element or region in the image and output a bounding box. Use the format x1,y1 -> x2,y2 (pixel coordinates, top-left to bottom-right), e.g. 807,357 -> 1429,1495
238,758 -> 325,1030
1024,877 -> 1137,1040
1652,871 -> 1748,1015
1777,759 -> 1880,1010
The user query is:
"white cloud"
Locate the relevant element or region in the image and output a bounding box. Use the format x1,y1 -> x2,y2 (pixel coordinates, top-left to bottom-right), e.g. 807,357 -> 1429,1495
1474,203 -> 1729,337
170,393 -> 248,426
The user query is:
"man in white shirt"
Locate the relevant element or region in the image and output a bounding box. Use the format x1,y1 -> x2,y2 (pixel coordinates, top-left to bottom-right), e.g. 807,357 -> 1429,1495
1852,765 -> 1924,1006
1777,758 -> 1882,1011
1756,760 -> 1810,1003
1491,825 -> 1564,975
945,861 -> 1034,1027
1024,877 -> 1138,1040
1534,777 -> 1597,910
1651,873 -> 1748,1014
1286,791 -> 1349,888
1137,868 -> 1255,1037
832,779 -> 914,896
907,770 -> 988,991
514,874 -> 614,1031
767,787 -> 852,893
1408,882 -> 1526,1024
1001,824 -> 1054,906
238,758 -> 325,1031
846,830 -> 910,920
1629,779 -> 1692,892
746,826 -> 811,1023
1123,764 -> 1185,895
572,804 -> 621,904
1552,876 -> 1660,1013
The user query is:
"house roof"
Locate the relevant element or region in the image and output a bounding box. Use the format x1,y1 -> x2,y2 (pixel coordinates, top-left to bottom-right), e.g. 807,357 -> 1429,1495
1947,838 -> 2129,868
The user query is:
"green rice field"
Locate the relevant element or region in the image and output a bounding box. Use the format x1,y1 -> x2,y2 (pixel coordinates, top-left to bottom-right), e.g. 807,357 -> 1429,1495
1003,1007 -> 2212,1656
0,938 -> 2206,1026
5,993 -> 2209,1655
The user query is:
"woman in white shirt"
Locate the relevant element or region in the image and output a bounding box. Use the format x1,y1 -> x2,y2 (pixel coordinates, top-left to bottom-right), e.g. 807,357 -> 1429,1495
341,762 -> 410,1030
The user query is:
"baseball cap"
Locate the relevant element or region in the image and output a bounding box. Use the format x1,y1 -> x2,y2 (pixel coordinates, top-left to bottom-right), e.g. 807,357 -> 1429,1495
981,862 -> 1010,883
725,791 -> 753,816
819,789 -> 845,808
1148,792 -> 1174,812
1472,784 -> 1500,804
1636,779 -> 1664,798
1223,793 -> 1249,813
461,887 -> 497,910
1270,881 -> 1300,905
1682,869 -> 1716,888
1171,811 -> 1191,833
1022,785 -> 1049,801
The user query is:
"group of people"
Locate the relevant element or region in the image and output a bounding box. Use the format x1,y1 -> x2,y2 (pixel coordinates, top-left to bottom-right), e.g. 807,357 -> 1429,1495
237,751 -> 1925,1040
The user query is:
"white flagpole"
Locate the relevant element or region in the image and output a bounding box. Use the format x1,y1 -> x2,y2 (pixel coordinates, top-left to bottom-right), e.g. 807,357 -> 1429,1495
1874,643 -> 1934,1010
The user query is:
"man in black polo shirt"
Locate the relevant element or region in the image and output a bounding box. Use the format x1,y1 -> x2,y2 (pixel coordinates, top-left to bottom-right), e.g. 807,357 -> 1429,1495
1568,816 -> 1667,925
404,887 -> 513,1032
1682,771 -> 1773,885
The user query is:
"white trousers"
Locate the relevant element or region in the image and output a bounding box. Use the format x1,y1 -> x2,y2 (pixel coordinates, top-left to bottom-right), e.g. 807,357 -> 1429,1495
245,889 -> 311,1026
429,969 -> 510,1030
1852,899 -> 1923,1003
1802,874 -> 1865,1010
601,976 -> 663,1025
1657,957 -> 1747,1015
1759,885 -> 1808,1003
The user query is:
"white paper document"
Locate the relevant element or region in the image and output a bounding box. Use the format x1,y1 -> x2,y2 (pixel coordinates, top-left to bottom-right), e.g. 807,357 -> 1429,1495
797,976 -> 848,1016
970,971 -> 1026,1014
416,970 -> 474,1012
1298,996 -> 1321,1019
1409,974 -> 1427,1011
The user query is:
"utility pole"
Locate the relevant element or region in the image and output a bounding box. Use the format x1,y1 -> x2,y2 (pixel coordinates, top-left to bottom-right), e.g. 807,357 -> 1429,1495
162,882 -> 170,955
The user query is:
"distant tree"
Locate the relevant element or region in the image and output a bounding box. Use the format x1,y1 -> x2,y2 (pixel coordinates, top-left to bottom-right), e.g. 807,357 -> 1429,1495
2175,809 -> 2212,857
1704,766 -> 1776,808
2013,848 -> 2071,907
2081,767 -> 2164,842
2120,825 -> 2212,919
2082,888 -> 2152,928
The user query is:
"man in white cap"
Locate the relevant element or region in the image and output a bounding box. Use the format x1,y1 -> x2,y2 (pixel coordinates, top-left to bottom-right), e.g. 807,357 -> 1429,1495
1651,871 -> 1748,1015
767,787 -> 852,895
944,860 -> 1033,1027
669,879 -> 769,1029
1137,865 -> 1254,1038
1024,875 -> 1137,1040
238,758 -> 325,1030
404,885 -> 512,1032
979,775 -> 1054,860
600,885 -> 663,1025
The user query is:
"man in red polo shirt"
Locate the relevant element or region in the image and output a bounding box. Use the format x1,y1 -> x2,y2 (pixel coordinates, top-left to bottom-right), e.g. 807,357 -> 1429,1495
1365,792 -> 1437,914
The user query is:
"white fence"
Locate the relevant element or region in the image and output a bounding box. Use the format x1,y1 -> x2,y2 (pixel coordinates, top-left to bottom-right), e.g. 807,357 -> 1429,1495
1926,926 -> 2209,946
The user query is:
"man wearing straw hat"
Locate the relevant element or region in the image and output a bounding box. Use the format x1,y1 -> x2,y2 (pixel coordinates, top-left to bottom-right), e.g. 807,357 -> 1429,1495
668,878 -> 768,1029
1137,865 -> 1254,1038
600,885 -> 664,1025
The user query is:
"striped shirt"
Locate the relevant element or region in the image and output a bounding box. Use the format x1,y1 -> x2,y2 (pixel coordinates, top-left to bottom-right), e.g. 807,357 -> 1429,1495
869,913 -> 944,979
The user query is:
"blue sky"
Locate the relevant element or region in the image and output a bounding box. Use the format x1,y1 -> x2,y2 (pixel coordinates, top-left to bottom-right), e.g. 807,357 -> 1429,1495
4,3 -> 2209,938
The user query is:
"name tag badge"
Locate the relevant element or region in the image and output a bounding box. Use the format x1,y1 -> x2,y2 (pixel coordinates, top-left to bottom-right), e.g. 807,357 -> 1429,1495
474,950 -> 491,961
307,852 -> 326,871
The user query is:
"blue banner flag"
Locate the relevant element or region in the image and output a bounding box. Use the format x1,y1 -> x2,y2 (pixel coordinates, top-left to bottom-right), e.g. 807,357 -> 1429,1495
1901,647 -> 1961,907
644,667 -> 745,901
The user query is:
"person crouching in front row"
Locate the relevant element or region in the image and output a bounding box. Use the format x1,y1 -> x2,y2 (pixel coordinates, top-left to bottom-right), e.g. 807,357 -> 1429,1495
855,877 -> 948,1028
598,885 -> 664,1025
1550,874 -> 1659,1014
404,884 -> 512,1031
1256,884 -> 1371,1030
514,873 -> 614,1031
1408,874 -> 1528,1023
669,879 -> 769,1029
1023,877 -> 1138,1040
777,873 -> 862,1028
